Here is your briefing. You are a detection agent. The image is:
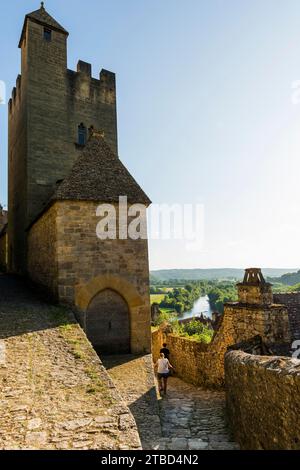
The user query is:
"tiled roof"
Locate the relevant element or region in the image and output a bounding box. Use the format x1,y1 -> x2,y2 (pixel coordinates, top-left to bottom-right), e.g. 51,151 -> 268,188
53,135 -> 151,205
19,4 -> 68,47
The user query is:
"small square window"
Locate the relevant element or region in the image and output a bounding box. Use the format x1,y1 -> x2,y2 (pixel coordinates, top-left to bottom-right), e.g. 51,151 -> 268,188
44,28 -> 52,42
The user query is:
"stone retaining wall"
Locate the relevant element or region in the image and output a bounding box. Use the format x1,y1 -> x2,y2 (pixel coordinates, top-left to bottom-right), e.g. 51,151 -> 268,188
225,350 -> 300,450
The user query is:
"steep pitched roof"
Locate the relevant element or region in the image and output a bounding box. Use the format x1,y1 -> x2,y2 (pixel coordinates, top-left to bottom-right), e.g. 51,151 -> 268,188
19,4 -> 68,48
53,135 -> 151,206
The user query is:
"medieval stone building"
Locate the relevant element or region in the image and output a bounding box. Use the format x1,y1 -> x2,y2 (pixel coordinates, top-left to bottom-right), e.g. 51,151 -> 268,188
7,4 -> 152,354
0,205 -> 8,271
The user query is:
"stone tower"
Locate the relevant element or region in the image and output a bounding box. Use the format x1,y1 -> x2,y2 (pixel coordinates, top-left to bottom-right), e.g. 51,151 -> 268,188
223,268 -> 291,350
8,3 -> 118,273
237,268 -> 273,305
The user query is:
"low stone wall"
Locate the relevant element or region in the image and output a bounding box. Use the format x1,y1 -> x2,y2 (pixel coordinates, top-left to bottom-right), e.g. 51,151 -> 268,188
152,329 -> 223,388
225,350 -> 300,450
152,298 -> 291,389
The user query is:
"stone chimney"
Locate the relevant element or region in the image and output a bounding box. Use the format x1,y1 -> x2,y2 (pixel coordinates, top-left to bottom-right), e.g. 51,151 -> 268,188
237,268 -> 273,306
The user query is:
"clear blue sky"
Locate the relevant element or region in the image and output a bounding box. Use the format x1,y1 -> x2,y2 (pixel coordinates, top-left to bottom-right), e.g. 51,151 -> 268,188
1,0 -> 300,270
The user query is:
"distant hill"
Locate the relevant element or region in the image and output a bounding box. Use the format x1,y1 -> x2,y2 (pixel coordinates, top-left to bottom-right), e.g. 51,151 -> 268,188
267,270 -> 300,286
150,268 -> 298,282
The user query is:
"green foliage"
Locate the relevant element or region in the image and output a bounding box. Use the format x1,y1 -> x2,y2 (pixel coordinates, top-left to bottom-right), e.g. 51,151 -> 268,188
153,311 -> 213,344
150,294 -> 165,304
158,282 -> 205,312
288,283 -> 300,292
207,282 -> 238,313
153,310 -> 177,327
150,278 -> 239,315
176,319 -> 214,343
268,270 -> 300,286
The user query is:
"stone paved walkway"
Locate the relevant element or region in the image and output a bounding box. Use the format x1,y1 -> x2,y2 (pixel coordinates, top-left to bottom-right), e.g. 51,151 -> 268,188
0,275 -> 141,450
102,355 -> 240,450
102,355 -> 162,449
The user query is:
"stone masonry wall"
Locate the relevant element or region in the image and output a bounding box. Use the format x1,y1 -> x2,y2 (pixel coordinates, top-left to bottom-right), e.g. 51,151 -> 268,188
225,350 -> 300,450
152,301 -> 291,388
274,293 -> 300,340
0,233 -> 8,271
152,329 -> 212,386
9,14 -> 118,274
28,201 -> 151,354
27,204 -> 58,297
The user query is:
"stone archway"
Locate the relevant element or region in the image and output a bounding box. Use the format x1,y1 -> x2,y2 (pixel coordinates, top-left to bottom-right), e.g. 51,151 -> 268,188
86,288 -> 130,354
75,274 -> 151,354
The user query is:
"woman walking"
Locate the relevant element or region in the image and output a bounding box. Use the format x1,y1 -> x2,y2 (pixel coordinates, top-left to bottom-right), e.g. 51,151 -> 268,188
155,352 -> 174,396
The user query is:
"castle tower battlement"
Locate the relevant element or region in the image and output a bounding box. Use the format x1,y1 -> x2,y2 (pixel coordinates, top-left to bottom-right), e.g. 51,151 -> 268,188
8,4 -> 118,273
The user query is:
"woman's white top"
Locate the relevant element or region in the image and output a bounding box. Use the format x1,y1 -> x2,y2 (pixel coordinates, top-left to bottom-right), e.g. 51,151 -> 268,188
157,358 -> 169,374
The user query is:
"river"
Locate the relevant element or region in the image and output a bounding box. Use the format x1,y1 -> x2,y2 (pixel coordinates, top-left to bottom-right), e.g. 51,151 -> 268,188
179,295 -> 213,321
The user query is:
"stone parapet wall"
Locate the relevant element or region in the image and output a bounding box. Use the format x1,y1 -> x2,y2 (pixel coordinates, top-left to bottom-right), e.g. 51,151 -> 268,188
225,350 -> 300,450
221,303 -> 291,347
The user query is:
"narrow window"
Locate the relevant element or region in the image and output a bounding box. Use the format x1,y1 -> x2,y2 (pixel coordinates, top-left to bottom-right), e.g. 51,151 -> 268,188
44,28 -> 52,42
78,123 -> 87,146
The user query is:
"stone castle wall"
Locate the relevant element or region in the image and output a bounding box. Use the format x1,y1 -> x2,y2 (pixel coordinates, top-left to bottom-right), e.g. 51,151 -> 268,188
28,200 -> 151,354
9,15 -> 118,273
274,293 -> 300,340
225,350 -> 300,450
152,301 -> 291,388
27,204 -> 58,296
0,232 -> 8,271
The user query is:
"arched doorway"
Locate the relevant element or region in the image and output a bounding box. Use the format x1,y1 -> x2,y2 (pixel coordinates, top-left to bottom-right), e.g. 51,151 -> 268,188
86,288 -> 130,354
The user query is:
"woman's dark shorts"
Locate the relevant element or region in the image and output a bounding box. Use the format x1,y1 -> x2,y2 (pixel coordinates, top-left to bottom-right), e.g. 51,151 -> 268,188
157,372 -> 169,379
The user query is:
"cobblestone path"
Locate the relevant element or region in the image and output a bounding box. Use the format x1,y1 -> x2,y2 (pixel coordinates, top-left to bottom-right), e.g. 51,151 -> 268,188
102,355 -> 240,450
102,355 -> 162,449
0,275 -> 141,450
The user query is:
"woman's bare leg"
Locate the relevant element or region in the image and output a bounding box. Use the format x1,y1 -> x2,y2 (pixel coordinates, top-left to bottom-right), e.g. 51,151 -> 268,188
163,377 -> 168,394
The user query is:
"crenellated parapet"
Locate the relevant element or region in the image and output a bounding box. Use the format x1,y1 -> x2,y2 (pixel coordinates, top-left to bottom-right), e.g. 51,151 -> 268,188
67,61 -> 116,106
8,75 -> 22,114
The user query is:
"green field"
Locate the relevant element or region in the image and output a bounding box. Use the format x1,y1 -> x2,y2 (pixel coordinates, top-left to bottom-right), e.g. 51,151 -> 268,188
150,294 -> 165,304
